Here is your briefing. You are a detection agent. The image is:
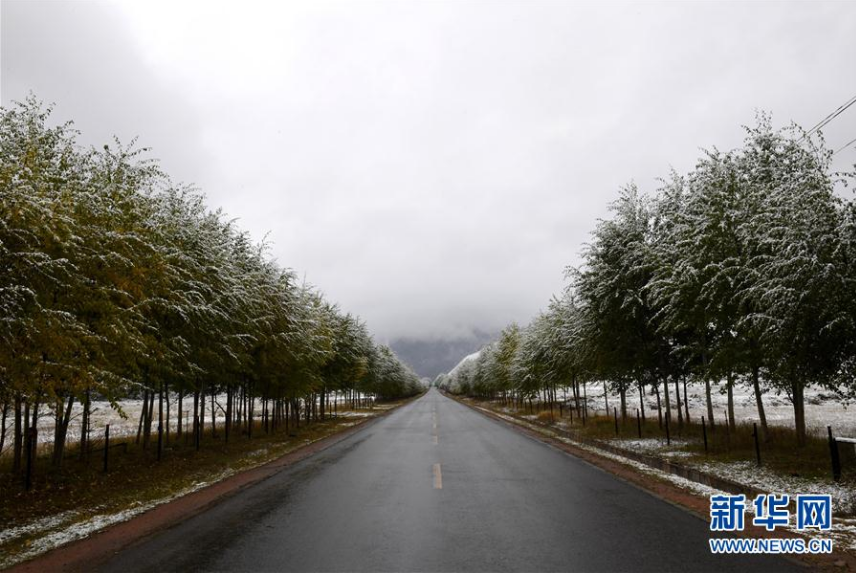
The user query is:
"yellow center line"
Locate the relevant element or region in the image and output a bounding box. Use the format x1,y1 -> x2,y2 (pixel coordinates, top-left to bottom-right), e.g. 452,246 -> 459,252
433,463 -> 442,489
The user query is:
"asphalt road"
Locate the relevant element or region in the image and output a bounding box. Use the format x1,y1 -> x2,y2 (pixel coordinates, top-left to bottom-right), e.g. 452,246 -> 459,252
98,388 -> 799,572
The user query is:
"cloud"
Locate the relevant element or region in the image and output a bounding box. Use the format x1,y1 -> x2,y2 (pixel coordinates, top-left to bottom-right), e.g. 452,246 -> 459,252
4,0 -> 856,341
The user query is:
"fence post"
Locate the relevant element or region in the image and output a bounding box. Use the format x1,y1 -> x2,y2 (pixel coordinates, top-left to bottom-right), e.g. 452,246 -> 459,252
701,416 -> 708,453
103,424 -> 110,473
753,422 -> 761,466
828,426 -> 841,483
636,408 -> 642,438
614,407 -> 619,436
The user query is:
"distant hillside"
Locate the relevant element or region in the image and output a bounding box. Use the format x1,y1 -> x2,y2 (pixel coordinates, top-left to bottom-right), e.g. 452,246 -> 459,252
389,330 -> 496,378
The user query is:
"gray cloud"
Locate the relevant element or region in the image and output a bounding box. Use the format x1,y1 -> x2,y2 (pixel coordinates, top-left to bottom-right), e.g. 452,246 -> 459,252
4,0 -> 856,342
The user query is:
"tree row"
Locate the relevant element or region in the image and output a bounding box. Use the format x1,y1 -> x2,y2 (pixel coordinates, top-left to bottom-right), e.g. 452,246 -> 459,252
0,97 -> 422,475
439,115 -> 856,446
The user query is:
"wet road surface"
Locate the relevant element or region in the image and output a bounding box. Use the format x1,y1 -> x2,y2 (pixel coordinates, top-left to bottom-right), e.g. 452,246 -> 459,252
99,388 -> 799,572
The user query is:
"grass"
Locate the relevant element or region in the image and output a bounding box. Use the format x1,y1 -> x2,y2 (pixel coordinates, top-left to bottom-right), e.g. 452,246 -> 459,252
483,399 -> 846,483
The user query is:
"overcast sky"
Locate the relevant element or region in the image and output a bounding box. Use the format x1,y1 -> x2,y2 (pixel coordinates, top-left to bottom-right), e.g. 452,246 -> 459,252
3,0 -> 856,342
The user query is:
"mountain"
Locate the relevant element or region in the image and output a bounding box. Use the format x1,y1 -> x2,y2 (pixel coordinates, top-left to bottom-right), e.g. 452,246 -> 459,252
388,329 -> 496,379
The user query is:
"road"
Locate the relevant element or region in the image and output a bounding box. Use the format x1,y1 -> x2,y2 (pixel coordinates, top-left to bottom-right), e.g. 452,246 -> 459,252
98,388 -> 798,572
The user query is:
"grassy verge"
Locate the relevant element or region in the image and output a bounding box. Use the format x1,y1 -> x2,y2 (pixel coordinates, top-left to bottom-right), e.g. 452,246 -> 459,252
478,399 -> 837,479
0,403 -> 404,568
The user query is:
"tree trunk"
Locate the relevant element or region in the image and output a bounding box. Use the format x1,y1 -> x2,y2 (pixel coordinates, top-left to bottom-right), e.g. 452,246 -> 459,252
272,398 -> 278,431
792,380 -> 806,447
704,377 -> 714,431
177,389 -> 183,439
683,376 -> 690,423
79,389 -> 90,460
143,387 -> 155,448
26,400 -> 39,473
637,382 -> 645,422
663,376 -> 671,426
52,394 -> 74,468
13,395 -> 23,472
572,376 -> 579,416
236,385 -> 243,431
199,382 -> 206,440
751,364 -> 768,442
158,382 -> 164,459
0,399 -> 8,458
248,390 -> 254,438
293,398 -> 299,429
604,383 -> 609,415
225,386 -> 232,443
674,376 -> 683,429
701,331 -> 714,430
726,371 -> 736,431
582,382 -> 588,420
654,382 -> 662,429
165,382 -> 170,445
263,398 -> 268,434
136,389 -> 148,444
210,387 -> 216,438
619,386 -> 627,421
193,390 -> 199,442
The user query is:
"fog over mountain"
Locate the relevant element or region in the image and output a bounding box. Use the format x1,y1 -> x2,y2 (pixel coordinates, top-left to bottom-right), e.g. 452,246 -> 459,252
388,330 -> 496,379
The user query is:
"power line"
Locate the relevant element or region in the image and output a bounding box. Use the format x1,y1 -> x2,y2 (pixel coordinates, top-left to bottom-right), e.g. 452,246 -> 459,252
801,93 -> 856,141
834,135 -> 856,155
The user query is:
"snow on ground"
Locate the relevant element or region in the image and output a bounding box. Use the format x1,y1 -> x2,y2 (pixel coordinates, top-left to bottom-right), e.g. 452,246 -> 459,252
336,411 -> 374,418
604,437 -> 695,459
0,510 -> 77,546
0,469 -> 234,570
558,382 -> 855,438
0,394 -> 377,456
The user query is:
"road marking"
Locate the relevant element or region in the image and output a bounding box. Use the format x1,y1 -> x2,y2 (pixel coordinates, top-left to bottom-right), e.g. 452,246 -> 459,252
433,463 -> 442,489
432,435 -> 438,445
